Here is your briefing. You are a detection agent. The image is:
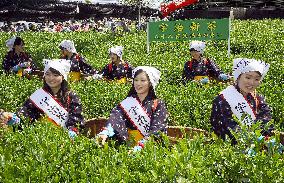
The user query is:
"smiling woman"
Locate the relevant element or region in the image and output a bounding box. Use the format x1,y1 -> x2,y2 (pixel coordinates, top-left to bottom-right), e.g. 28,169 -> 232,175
0,59 -> 85,139
2,36 -> 38,77
237,71 -> 262,96
210,58 -> 274,144
96,66 -> 168,152
182,40 -> 230,85
44,68 -> 64,94
59,40 -> 97,81
99,45 -> 134,83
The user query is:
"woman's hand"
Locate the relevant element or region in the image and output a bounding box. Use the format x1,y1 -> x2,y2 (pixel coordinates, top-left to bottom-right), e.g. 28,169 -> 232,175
0,110 -> 12,128
0,111 -> 20,127
23,68 -> 32,76
19,62 -> 30,68
95,134 -> 108,146
95,124 -> 114,146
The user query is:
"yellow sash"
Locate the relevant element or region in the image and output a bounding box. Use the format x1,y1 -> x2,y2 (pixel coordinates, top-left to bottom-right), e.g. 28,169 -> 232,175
40,115 -> 60,128
128,129 -> 144,144
116,77 -> 127,84
69,72 -> 81,82
17,69 -> 23,77
194,75 -> 207,81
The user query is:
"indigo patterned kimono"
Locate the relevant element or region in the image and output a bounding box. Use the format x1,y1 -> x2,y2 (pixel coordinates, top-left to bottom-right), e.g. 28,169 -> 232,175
106,95 -> 168,143
2,50 -> 37,74
100,61 -> 133,80
63,53 -> 96,75
182,58 -> 224,83
210,85 -> 273,143
17,90 -> 85,130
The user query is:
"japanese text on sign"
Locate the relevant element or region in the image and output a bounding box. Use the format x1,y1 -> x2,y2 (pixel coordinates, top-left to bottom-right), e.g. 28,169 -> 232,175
149,19 -> 229,42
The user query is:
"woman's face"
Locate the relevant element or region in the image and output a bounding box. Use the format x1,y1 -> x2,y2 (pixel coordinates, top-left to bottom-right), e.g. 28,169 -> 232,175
44,69 -> 63,89
237,71 -> 262,95
190,50 -> 201,60
61,48 -> 68,57
110,53 -> 120,64
14,42 -> 24,52
134,71 -> 150,96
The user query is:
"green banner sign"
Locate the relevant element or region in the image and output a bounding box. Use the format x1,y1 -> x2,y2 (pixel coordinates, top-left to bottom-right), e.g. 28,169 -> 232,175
148,19 -> 230,42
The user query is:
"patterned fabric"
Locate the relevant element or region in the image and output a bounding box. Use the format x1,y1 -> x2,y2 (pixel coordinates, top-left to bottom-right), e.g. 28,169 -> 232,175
2,50 -> 37,74
182,58 -> 224,83
63,53 -> 96,75
210,85 -> 273,143
106,95 -> 168,143
100,61 -> 133,80
17,90 -> 85,130
232,58 -> 270,82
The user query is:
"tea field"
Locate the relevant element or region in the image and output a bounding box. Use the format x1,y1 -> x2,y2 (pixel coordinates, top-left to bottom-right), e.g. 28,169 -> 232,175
0,19 -> 283,182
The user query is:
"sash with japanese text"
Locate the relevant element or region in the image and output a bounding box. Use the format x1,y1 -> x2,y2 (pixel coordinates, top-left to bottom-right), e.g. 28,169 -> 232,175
30,88 -> 68,128
119,97 -> 151,136
221,85 -> 256,126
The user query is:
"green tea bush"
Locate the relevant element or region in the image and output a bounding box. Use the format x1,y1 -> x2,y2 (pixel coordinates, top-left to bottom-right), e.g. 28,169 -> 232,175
0,123 -> 283,182
0,19 -> 283,131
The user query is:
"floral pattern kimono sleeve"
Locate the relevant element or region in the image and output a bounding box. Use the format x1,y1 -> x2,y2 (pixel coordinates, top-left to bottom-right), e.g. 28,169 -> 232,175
206,59 -> 224,79
125,61 -> 134,79
2,51 -> 37,74
106,106 -> 129,141
3,52 -> 14,74
255,95 -> 273,135
148,99 -> 168,136
65,91 -> 85,130
17,99 -> 43,122
78,55 -> 96,75
210,95 -> 237,141
182,61 -> 194,83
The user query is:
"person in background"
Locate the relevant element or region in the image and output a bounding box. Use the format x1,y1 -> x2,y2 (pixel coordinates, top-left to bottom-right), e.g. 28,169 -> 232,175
97,66 -> 168,152
210,58 -> 273,144
100,46 -> 134,84
0,59 -> 85,139
2,36 -> 38,77
59,40 -> 97,81
182,41 -> 229,85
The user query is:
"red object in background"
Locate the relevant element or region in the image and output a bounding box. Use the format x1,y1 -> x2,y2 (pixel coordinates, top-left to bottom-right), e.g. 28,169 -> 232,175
160,0 -> 199,18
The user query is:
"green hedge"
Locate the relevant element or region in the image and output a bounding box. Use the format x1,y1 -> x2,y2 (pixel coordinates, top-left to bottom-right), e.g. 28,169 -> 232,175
0,123 -> 283,182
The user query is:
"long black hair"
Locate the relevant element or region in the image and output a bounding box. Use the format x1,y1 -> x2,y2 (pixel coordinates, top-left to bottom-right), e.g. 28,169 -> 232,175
127,69 -> 157,100
43,67 -> 70,109
13,37 -> 24,46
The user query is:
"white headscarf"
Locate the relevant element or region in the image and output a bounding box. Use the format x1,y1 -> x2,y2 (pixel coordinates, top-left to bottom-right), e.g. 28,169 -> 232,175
49,21 -> 54,26
109,46 -> 123,60
43,59 -> 71,81
6,36 -> 16,51
189,41 -> 206,54
59,40 -> 77,53
233,58 -> 270,82
132,66 -> 161,91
